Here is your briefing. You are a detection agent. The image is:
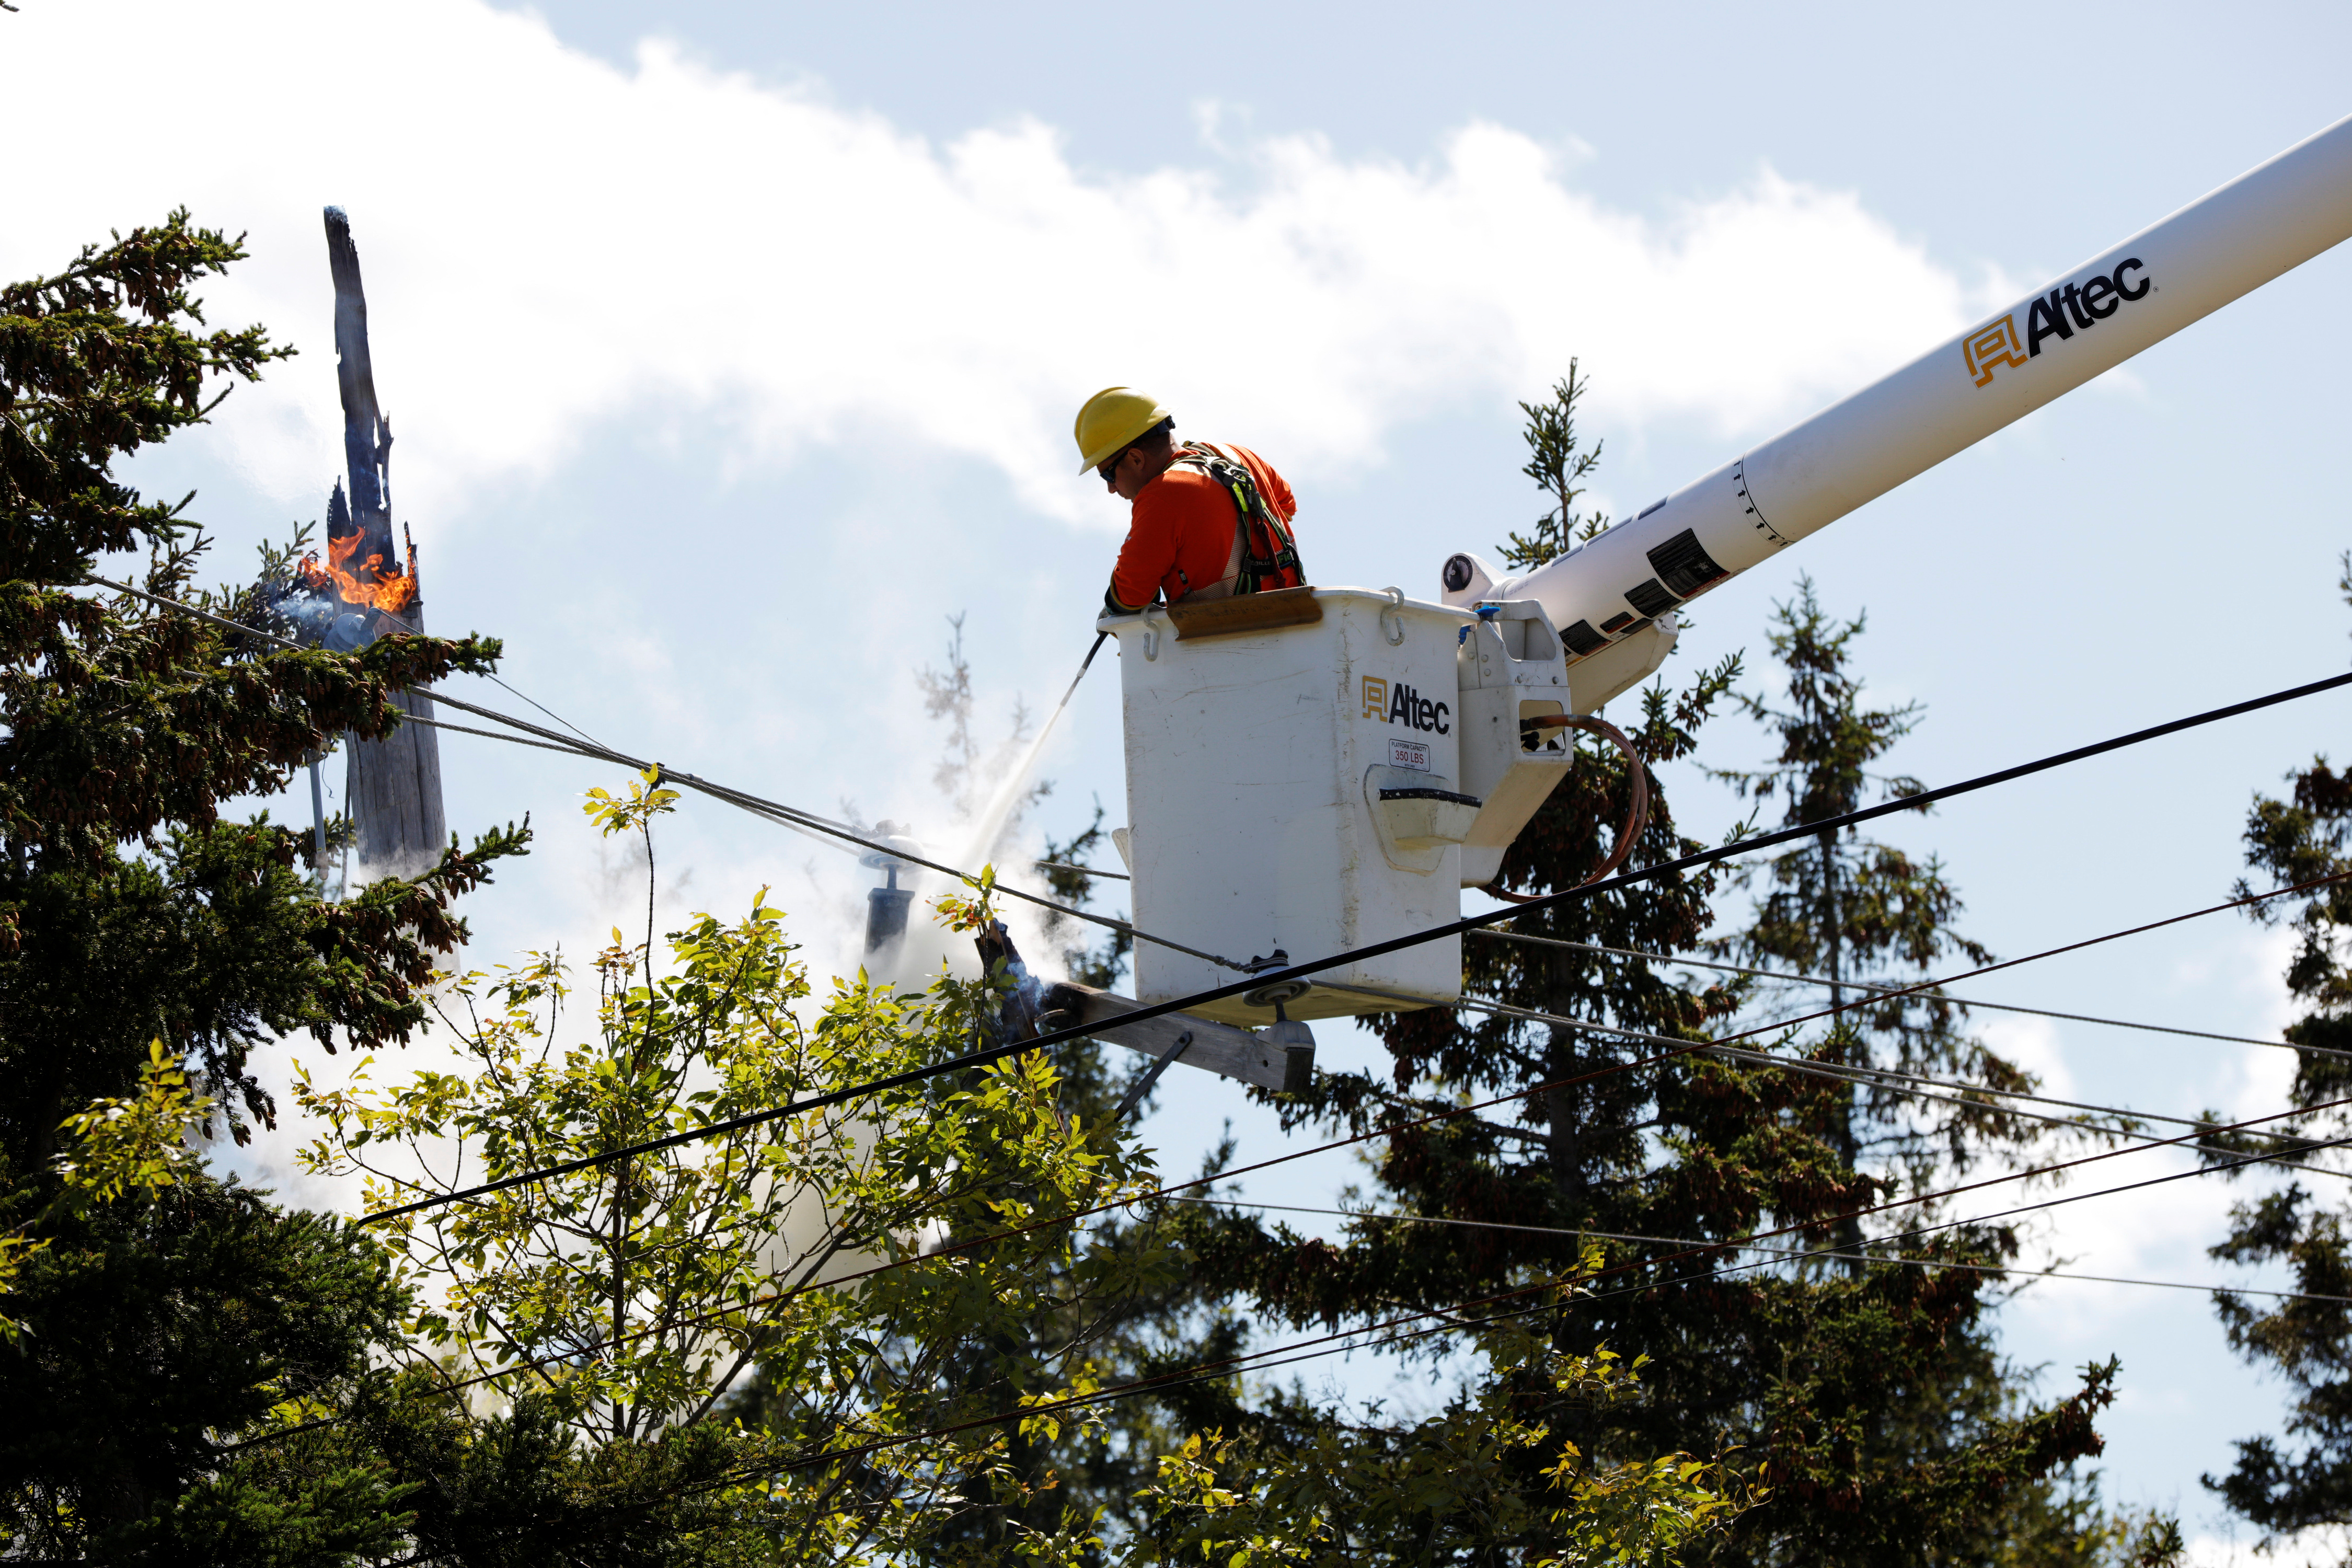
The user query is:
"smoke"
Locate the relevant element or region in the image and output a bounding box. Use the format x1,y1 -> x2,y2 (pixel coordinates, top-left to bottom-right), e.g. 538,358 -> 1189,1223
858,730 -> 1089,999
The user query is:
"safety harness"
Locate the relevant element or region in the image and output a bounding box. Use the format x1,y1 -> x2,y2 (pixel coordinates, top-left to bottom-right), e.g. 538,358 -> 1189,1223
1165,442 -> 1307,599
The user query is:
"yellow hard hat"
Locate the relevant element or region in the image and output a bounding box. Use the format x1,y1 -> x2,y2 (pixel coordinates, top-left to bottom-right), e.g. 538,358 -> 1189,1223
1074,386 -> 1172,472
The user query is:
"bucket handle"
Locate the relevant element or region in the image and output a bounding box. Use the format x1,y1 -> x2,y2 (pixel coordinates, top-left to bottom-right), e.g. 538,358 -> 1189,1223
1379,587 -> 1407,646
1141,604 -> 1163,661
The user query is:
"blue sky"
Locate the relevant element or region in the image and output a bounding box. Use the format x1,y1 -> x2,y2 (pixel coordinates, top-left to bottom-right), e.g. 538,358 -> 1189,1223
10,2 -> 2352,1554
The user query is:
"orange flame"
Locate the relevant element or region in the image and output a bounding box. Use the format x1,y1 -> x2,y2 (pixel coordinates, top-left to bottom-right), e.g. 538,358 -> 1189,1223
297,530 -> 417,614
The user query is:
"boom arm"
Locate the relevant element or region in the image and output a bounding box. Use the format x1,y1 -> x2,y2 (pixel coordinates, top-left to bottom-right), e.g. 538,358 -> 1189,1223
1445,112 -> 2352,699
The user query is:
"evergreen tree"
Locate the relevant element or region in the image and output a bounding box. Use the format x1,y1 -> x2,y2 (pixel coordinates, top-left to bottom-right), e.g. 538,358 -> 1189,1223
2200,555 -> 2352,1548
0,215 -> 534,1559
1501,359 -> 1613,566
1709,578 -> 2178,1564
1179,373 -> 2163,1565
1708,580 -> 2023,1246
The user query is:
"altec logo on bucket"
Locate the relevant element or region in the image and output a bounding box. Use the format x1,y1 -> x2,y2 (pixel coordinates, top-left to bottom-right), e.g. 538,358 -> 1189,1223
1362,676 -> 1451,734
1962,258 -> 2152,387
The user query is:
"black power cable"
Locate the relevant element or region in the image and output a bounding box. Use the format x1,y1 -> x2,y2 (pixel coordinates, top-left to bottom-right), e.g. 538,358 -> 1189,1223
1174,1196 -> 2352,1303
1473,927 -> 2351,1063
84,575 -> 1206,966
759,1105 -> 2352,1477
366,839 -> 2352,1229
235,1083 -> 2352,1463
352,869 -> 2352,1409
94,573 -> 2352,1224
1392,985 -> 2347,1166
91,568 -> 2352,1509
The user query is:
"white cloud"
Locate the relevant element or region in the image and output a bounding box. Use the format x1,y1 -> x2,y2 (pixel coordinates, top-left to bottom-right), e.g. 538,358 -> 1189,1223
3,0 -> 1973,531
1977,1011 -> 2077,1099
2185,1524 -> 2349,1568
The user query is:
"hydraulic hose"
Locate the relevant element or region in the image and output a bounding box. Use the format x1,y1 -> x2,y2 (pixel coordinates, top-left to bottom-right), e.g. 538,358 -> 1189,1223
1485,713 -> 1650,901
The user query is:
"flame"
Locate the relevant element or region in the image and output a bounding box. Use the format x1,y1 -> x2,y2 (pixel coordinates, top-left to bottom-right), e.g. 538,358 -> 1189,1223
297,530 -> 417,614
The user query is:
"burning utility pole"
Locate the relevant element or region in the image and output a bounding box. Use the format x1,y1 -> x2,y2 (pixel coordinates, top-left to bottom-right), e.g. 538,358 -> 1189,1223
284,207 -> 445,878
326,207 -> 444,870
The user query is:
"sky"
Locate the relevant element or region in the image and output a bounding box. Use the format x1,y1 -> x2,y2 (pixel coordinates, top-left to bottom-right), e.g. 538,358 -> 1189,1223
9,1 -> 2352,1555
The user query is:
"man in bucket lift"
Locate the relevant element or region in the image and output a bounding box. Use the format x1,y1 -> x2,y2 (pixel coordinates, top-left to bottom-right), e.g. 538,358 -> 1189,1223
1075,387 -> 1306,616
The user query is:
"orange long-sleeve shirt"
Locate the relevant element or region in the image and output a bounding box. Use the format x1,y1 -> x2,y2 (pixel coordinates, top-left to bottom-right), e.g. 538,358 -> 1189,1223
1107,443 -> 1297,613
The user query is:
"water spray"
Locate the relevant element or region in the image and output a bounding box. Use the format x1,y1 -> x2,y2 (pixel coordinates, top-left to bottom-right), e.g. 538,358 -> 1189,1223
952,631 -> 1110,877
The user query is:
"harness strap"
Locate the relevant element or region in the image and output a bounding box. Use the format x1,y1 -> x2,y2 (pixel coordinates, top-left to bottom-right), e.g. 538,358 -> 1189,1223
1167,442 -> 1306,599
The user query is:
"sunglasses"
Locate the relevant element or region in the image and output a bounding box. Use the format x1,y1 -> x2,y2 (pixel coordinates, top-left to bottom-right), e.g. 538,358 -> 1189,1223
1098,449 -> 1127,487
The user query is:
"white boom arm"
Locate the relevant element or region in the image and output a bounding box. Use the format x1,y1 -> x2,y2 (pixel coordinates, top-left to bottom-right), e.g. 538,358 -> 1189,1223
1445,111 -> 2352,696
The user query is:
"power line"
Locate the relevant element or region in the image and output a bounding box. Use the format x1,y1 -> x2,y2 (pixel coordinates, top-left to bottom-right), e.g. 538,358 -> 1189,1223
405,693 -> 1237,968
411,706 -> 1123,887
341,592 -> 613,755
130,557 -> 2352,1062
1701,1042 -> 2347,1175
1167,1196 -> 2352,1306
360,864 -> 2352,1225
368,974 -> 2352,1407
1336,977 -> 2133,1141
1443,989 -> 2344,1166
134,572 -> 2352,1488
86,575 -> 1215,966
400,713 -> 602,760
108,570 -> 2352,1044
236,688 -> 2352,1423
1330,943 -> 2347,1177
403,664 -> 1240,967
477,673 -> 607,753
410,705 -> 1071,883
404,1106 -> 2352,1494
904,1035 -> 2352,1440
92,574 -> 2352,1069
1317,988 -> 2352,1186
762,1103 -> 2352,1478
1473,928 -> 2350,1064
1035,859 -> 1128,881
415,656 -> 2352,1033
358,685 -> 2352,1235
89,579 -> 2352,1493
91,575 -> 2352,1216
247,1082 -> 2352,1465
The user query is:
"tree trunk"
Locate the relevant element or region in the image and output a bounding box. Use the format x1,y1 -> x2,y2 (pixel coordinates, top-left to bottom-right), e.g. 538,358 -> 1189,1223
325,206 -> 446,876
